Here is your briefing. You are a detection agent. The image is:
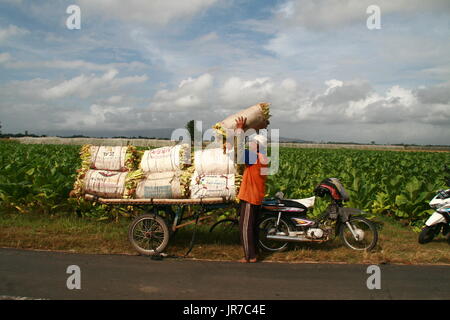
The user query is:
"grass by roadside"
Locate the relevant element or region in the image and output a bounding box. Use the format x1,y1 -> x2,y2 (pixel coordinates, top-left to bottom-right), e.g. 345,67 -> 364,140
0,212 -> 448,265
0,212 -> 131,254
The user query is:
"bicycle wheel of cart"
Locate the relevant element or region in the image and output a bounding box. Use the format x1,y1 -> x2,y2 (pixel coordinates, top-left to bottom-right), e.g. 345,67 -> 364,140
128,214 -> 170,256
208,218 -> 239,244
209,218 -> 239,233
152,206 -> 177,236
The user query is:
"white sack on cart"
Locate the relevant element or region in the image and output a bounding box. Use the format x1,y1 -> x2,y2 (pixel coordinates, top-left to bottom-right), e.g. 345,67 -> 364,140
190,172 -> 235,199
193,148 -> 235,175
89,146 -> 128,171
140,144 -> 190,173
135,171 -> 183,199
83,169 -> 127,198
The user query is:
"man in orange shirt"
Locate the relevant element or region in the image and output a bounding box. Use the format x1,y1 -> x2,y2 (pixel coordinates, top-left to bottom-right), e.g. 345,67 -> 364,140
235,116 -> 268,263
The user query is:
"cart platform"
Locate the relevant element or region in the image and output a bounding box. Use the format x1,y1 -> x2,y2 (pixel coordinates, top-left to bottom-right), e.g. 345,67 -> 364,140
82,193 -> 237,256
84,194 -> 234,205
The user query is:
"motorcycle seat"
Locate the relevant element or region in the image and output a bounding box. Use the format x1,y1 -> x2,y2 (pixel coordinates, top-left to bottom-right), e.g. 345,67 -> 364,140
289,196 -> 315,208
262,196 -> 315,209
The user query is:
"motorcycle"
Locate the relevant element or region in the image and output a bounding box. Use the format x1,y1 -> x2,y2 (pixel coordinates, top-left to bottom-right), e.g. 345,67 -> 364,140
418,166 -> 450,244
258,178 -> 378,252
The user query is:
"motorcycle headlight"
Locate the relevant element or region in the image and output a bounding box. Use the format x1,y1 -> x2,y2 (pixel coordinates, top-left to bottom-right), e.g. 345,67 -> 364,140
430,203 -> 439,209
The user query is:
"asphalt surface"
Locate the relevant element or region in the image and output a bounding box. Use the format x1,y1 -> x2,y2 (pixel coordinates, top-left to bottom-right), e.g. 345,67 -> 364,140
0,248 -> 449,300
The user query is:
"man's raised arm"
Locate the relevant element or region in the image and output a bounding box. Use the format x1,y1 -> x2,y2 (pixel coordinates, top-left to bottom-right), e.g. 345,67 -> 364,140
234,116 -> 246,164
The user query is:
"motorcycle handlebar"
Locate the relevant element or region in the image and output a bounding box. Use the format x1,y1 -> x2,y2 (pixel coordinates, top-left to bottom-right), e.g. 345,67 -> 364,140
443,165 -> 450,187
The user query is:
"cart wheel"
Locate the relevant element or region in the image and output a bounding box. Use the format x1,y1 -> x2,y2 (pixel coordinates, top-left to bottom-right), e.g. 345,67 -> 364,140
208,218 -> 239,244
128,214 -> 170,256
209,218 -> 239,233
151,206 -> 177,236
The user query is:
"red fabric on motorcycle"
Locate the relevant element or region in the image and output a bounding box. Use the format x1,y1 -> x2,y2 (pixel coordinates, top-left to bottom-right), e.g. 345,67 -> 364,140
318,184 -> 341,200
314,178 -> 350,201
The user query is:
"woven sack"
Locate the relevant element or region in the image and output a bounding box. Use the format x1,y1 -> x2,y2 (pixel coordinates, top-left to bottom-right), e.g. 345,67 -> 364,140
140,144 -> 190,173
193,148 -> 235,175
135,171 -> 183,199
190,172 -> 235,199
83,170 -> 128,198
213,103 -> 271,136
89,146 -> 128,171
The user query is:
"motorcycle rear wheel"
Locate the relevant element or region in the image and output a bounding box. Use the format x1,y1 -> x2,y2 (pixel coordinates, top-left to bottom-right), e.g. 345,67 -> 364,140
258,216 -> 291,252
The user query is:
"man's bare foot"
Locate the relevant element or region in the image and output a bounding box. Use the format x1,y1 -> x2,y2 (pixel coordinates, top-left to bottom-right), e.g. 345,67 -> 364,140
248,258 -> 258,263
238,258 -> 249,263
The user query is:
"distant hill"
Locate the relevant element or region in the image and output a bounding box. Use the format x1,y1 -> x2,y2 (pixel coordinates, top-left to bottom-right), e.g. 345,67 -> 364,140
279,137 -> 315,143
15,129 -> 313,143
33,128 -> 176,139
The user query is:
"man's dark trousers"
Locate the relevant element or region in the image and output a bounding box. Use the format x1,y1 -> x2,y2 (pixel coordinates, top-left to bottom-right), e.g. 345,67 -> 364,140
239,200 -> 260,260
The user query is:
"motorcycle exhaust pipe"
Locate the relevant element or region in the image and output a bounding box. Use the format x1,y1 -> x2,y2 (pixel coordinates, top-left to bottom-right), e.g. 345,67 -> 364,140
266,234 -> 327,243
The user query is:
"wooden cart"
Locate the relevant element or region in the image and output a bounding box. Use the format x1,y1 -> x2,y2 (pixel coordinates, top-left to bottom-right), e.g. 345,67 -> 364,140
84,194 -> 237,256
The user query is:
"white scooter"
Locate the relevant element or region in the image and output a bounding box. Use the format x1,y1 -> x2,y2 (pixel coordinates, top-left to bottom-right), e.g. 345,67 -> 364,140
418,166 -> 450,244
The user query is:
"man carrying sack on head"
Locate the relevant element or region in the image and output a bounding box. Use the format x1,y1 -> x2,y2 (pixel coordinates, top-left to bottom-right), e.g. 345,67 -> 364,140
234,116 -> 268,263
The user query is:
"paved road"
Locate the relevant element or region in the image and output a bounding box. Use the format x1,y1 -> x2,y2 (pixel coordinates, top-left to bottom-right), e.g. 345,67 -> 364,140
0,248 -> 449,300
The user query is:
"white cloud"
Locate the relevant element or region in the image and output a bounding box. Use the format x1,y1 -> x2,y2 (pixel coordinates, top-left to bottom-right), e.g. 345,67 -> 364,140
1,72 -> 449,143
41,70 -> 148,99
324,79 -> 343,95
0,52 -> 11,64
77,0 -> 219,26
196,32 -> 219,43
145,74 -> 450,129
86,104 -> 136,127
416,82 -> 450,105
294,80 -> 449,126
1,0 -> 23,4
174,95 -> 201,108
150,73 -> 213,111
0,78 -> 52,101
2,58 -> 147,72
104,95 -> 123,104
276,0 -> 450,30
220,77 -> 274,106
0,24 -> 28,42
261,13 -> 450,86
149,75 -> 450,144
37,103 -> 142,132
178,74 -> 213,91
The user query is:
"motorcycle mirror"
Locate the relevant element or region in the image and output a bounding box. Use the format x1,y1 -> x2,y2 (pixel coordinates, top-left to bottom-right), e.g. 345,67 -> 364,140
442,165 -> 450,187
275,191 -> 284,199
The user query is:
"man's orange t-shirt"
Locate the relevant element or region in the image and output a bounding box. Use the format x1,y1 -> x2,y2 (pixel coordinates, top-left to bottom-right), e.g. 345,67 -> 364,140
237,152 -> 268,205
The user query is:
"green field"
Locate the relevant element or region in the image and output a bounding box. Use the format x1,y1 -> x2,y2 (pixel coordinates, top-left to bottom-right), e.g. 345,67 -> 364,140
267,147 -> 450,229
0,140 -> 449,229
0,141 -> 81,216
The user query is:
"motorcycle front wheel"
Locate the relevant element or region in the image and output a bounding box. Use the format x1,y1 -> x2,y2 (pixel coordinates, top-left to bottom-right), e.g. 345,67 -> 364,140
340,216 -> 378,251
418,225 -> 441,244
257,216 -> 291,252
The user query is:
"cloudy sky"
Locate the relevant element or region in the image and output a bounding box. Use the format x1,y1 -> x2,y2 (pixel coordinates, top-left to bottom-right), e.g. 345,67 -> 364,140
0,0 -> 449,144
